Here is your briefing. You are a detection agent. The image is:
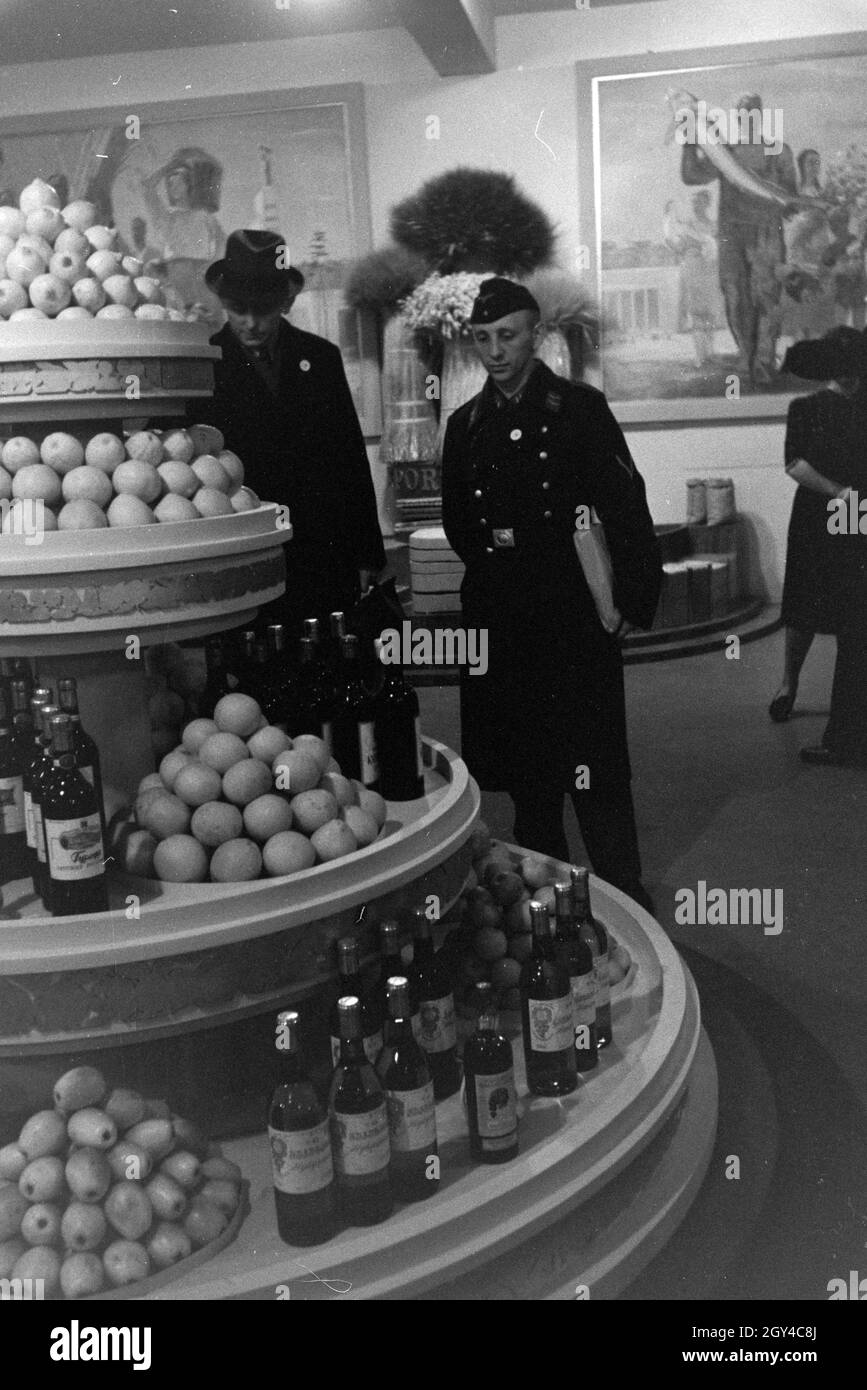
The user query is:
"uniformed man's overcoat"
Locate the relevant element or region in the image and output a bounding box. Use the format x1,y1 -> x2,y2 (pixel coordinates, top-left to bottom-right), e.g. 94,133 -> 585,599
442,361 -> 661,793
189,319 -> 385,624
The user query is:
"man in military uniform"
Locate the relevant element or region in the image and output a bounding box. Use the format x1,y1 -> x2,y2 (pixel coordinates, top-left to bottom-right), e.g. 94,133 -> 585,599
442,279 -> 661,910
191,230 -> 385,634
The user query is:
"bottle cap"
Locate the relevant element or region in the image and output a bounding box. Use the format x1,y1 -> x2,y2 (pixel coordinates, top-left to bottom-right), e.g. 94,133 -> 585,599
49,713 -> 74,754
337,995 -> 362,1038
411,905 -> 431,939
266,624 -> 285,653
380,919 -> 400,948
554,882 -> 572,914
529,900 -> 552,937
336,936 -> 360,973
386,975 -> 411,1017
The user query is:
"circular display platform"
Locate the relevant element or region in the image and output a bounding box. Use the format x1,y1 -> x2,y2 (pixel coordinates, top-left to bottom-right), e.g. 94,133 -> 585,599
0,319 -> 219,422
124,875 -> 716,1302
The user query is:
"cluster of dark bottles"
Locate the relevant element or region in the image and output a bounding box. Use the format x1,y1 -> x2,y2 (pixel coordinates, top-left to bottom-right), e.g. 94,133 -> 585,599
1,666 -> 108,916
200,614 -> 425,801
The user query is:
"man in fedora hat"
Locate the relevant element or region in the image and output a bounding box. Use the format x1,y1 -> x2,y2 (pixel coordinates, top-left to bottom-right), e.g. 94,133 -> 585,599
189,229 -> 385,632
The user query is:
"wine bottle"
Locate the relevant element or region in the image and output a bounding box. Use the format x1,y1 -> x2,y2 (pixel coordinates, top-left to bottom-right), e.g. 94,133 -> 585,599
377,920 -> 421,1040
22,695 -> 54,896
332,635 -> 379,789
9,681 -> 34,765
328,937 -> 383,1067
326,611 -> 347,679
268,1009 -> 337,1246
0,726 -> 26,888
294,638 -> 337,752
376,975 -> 439,1202
260,624 -> 295,728
199,637 -> 236,716
463,982 -> 519,1163
520,901 -> 577,1097
554,882 -> 598,1072
41,714 -> 109,917
57,677 -> 106,841
409,906 -> 461,1100
373,643 -> 425,801
328,995 -> 393,1226
26,703 -> 60,908
571,867 -> 612,1048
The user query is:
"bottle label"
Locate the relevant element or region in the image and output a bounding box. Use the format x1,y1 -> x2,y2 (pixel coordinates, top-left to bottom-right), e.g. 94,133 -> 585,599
330,1030 -> 383,1068
23,789 -> 35,850
410,1011 -> 423,1044
417,994 -> 456,1053
385,1081 -> 436,1153
268,1121 -> 334,1195
79,764 -> 95,788
331,1102 -> 390,1176
414,715 -> 425,780
44,813 -> 104,881
358,721 -> 379,786
570,971 -> 597,1028
594,958 -> 611,1010
527,993 -> 574,1053
0,775 -> 25,836
34,802 -> 46,864
321,720 -> 333,755
473,1068 -> 518,1140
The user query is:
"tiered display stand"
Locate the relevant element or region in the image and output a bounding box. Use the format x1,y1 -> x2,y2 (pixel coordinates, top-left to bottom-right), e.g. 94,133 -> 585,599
0,316 -> 716,1299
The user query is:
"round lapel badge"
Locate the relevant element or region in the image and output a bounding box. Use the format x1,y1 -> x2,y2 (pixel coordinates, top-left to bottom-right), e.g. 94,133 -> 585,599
509,428 -> 522,441
299,359 -> 311,372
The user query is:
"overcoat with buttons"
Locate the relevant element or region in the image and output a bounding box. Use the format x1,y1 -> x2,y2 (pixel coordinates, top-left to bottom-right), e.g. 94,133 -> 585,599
188,318 -> 386,624
441,360 -> 661,793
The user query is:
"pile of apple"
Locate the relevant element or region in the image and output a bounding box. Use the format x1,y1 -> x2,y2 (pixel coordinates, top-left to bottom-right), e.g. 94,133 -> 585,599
117,691 -> 388,884
441,822 -> 634,1012
0,178 -> 199,322
0,422 -> 260,532
0,1065 -> 243,1299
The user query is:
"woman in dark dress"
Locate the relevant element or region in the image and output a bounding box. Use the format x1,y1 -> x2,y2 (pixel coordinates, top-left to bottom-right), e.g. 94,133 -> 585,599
769,326 -> 866,722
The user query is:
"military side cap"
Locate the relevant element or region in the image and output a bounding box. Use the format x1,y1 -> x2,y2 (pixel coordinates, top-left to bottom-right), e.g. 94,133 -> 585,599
469,276 -> 540,324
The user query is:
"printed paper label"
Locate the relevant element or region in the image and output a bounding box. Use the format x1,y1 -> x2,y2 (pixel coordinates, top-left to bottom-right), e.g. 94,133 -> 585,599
0,775 -> 25,836
385,1081 -> 436,1152
330,1103 -> 390,1176
474,1068 -> 518,1139
23,789 -> 35,850
330,1030 -> 383,1068
79,764 -> 95,788
44,813 -> 104,881
358,722 -> 379,786
34,802 -> 46,864
269,1121 -> 334,1195
417,993 -> 456,1053
570,971 -> 597,1028
527,993 -> 574,1052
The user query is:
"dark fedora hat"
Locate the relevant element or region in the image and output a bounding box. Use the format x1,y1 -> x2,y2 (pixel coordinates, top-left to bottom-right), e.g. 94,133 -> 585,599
205,229 -> 305,298
783,325 -> 867,381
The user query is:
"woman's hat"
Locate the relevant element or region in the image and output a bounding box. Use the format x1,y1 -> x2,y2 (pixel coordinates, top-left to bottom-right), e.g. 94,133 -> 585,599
782,325 -> 867,381
205,229 -> 305,298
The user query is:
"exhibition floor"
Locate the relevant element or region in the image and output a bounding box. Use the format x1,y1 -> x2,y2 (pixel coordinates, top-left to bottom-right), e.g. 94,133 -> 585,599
417,619 -> 867,1301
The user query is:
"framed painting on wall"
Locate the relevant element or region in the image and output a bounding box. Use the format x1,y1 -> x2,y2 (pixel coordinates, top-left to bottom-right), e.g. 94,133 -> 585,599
0,84 -> 381,435
576,34 -> 867,423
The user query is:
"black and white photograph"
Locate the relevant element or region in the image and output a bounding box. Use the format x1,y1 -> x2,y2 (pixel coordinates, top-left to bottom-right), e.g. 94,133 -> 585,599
0,0 -> 864,1350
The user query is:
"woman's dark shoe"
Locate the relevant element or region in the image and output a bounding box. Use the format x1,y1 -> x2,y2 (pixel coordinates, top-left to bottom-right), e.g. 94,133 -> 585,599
769,691 -> 795,722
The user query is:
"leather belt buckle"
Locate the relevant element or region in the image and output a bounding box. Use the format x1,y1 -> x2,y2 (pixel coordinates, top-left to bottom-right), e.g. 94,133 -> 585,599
492,527 -> 515,548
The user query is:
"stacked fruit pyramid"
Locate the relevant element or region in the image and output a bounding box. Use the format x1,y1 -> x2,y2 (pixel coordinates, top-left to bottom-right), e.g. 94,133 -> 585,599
116,692 -> 389,884
438,821 -> 635,1012
0,179 -> 203,323
0,422 -> 259,533
0,1065 -> 243,1298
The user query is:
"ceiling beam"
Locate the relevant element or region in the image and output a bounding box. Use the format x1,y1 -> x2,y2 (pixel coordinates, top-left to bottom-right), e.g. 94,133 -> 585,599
394,0 -> 496,77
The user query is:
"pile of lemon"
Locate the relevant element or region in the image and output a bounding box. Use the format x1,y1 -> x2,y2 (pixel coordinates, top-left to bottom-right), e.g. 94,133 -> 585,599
118,693 -> 388,884
0,423 -> 259,533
